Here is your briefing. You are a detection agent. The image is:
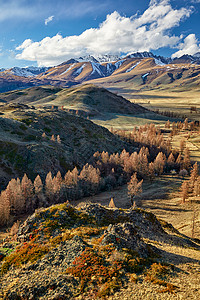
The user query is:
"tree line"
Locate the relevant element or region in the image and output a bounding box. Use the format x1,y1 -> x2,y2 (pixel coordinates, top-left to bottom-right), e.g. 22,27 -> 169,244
0,123 -> 190,227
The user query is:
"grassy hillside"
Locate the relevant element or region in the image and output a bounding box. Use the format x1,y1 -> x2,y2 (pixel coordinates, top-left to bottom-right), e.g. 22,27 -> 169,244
0,84 -> 173,131
0,84 -> 146,115
0,103 -> 129,189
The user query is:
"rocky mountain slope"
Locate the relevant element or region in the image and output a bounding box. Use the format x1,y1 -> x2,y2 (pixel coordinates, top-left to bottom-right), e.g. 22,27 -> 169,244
0,202 -> 199,299
1,66 -> 49,78
0,103 -> 130,189
1,52 -> 200,93
27,51 -> 200,92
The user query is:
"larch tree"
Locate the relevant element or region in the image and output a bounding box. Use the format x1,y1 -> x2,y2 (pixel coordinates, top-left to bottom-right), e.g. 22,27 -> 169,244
64,170 -> 73,187
127,173 -> 143,206
128,152 -> 138,174
45,171 -> 54,202
5,180 -> 15,214
181,181 -> 189,203
193,176 -> 200,197
0,190 -> 11,226
148,162 -> 155,182
183,147 -> 190,171
137,151 -> 149,178
10,178 -> 24,214
52,171 -> 63,200
51,135 -> 55,142
120,149 -> 130,165
176,153 -> 182,166
79,164 -> 101,195
154,152 -> 166,175
180,139 -> 186,153
21,174 -> 34,212
123,154 -> 134,175
34,175 -> 45,208
167,153 -> 175,170
57,135 -> 61,144
34,175 -> 43,194
71,167 -> 79,185
189,162 -> 199,192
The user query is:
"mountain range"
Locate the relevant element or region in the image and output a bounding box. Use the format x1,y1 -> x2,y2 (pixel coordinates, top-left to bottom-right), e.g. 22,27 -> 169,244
0,51 -> 200,93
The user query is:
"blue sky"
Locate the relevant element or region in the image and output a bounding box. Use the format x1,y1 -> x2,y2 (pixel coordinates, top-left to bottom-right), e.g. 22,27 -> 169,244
0,0 -> 200,68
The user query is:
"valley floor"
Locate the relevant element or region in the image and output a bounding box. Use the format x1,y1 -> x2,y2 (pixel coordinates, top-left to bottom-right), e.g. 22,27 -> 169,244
72,174 -> 200,239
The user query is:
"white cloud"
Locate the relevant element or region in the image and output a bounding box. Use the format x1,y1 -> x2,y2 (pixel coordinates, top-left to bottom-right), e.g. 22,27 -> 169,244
16,0 -> 193,66
45,15 -> 54,26
171,34 -> 200,58
16,39 -> 32,50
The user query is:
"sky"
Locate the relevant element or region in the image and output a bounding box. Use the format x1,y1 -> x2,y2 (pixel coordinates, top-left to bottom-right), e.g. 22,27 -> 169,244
0,0 -> 200,68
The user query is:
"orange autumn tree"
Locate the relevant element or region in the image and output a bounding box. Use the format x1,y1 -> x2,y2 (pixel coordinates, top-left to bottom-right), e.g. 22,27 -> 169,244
127,173 -> 143,206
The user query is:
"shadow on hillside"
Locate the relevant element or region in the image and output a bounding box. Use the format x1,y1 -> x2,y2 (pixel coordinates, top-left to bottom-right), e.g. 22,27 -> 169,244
92,112 -> 173,122
107,88 -> 179,99
143,204 -> 190,213
158,247 -> 200,265
132,94 -> 179,99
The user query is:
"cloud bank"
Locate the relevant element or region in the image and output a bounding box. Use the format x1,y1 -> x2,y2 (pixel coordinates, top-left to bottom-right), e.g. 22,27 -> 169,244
172,34 -> 200,58
16,0 -> 195,66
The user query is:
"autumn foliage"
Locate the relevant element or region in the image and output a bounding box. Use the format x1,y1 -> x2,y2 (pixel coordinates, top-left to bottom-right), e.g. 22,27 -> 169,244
0,123 -> 184,227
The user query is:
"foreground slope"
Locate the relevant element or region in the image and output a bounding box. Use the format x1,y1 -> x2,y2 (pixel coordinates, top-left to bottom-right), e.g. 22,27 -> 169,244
0,202 -> 199,299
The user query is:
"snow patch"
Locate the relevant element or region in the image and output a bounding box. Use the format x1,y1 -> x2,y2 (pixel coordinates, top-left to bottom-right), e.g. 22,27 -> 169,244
91,62 -> 104,76
60,63 -> 76,76
142,73 -> 149,78
154,58 -> 165,66
106,63 -> 115,75
73,64 -> 86,76
126,61 -> 141,72
114,59 -> 126,69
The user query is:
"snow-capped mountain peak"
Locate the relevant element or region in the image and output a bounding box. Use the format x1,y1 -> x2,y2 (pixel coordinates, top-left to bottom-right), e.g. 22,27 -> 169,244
93,54 -> 120,63
77,55 -> 99,63
193,52 -> 200,58
1,66 -> 49,77
77,54 -> 120,63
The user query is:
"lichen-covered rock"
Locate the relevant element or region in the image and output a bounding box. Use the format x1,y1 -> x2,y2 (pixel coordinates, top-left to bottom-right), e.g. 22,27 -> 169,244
1,202 -> 199,300
101,223 -> 150,257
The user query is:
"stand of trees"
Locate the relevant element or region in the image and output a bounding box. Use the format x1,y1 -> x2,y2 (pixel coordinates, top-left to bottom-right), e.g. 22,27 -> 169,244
0,146 -> 185,227
1,122 -> 190,227
180,162 -> 199,203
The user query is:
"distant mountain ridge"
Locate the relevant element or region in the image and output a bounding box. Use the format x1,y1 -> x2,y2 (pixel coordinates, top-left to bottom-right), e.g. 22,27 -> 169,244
1,66 -> 49,77
0,51 -> 200,92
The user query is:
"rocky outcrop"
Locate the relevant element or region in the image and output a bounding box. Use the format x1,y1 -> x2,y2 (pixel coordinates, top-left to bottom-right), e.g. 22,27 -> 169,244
1,203 -> 200,299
